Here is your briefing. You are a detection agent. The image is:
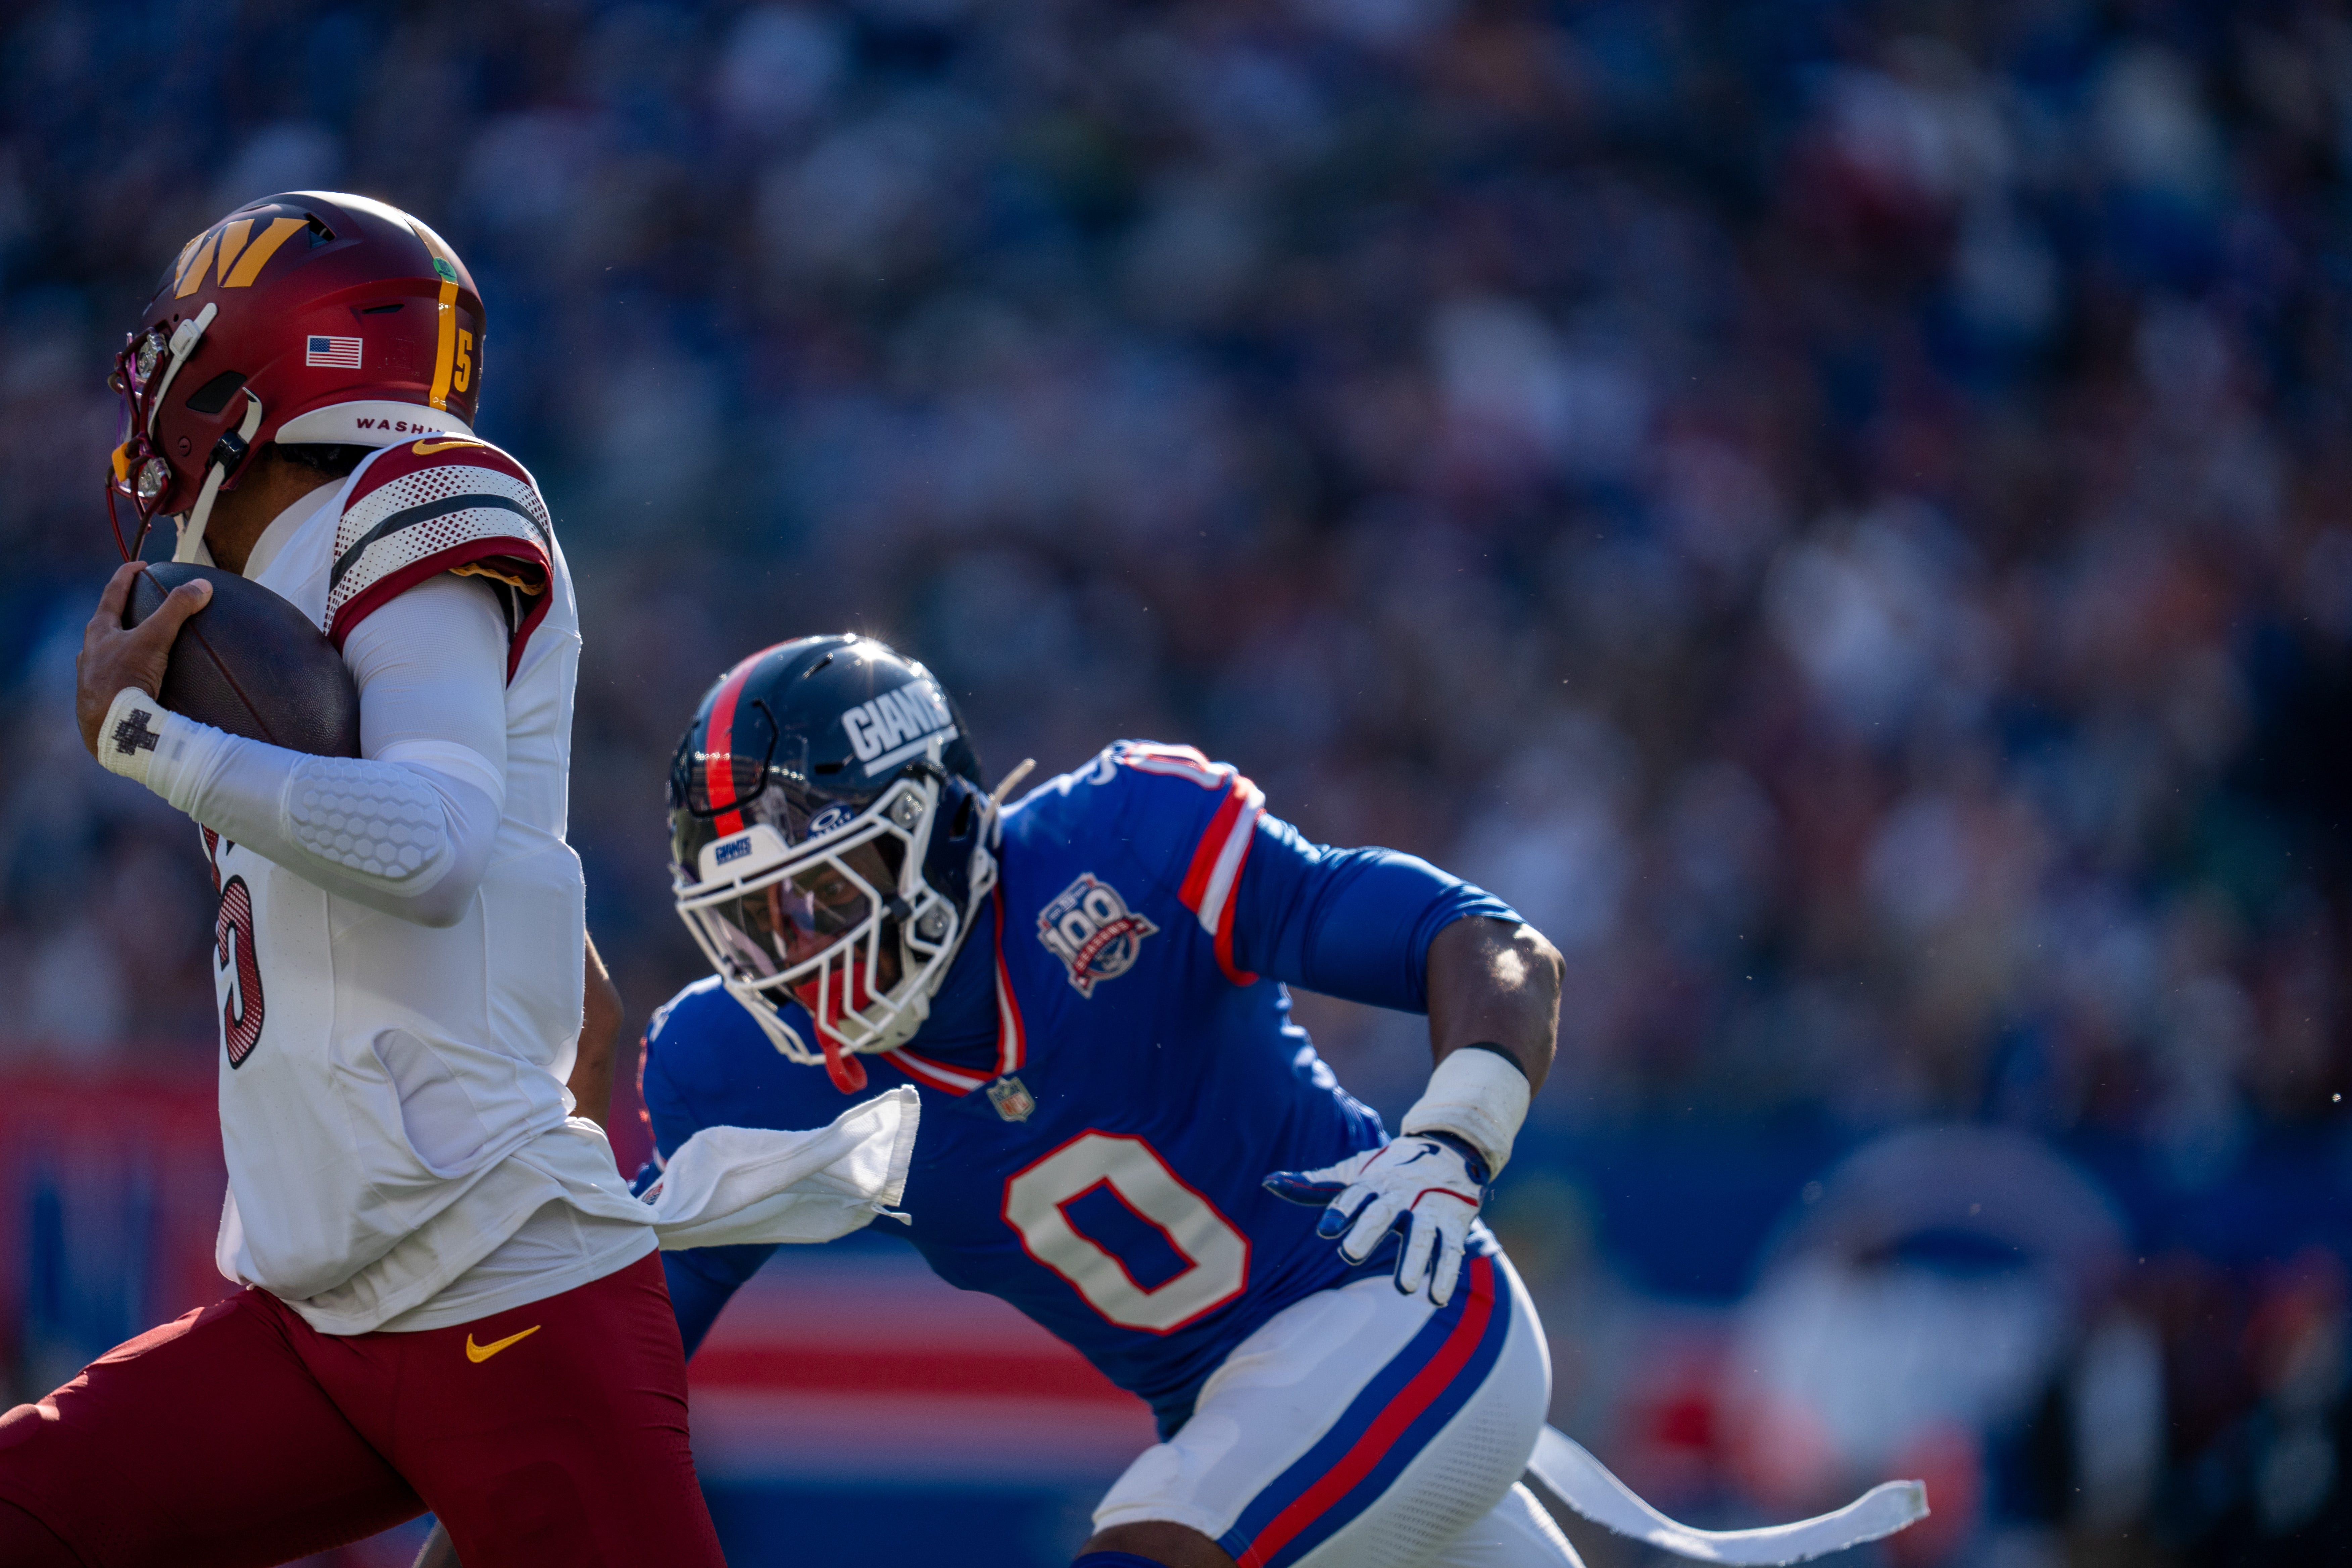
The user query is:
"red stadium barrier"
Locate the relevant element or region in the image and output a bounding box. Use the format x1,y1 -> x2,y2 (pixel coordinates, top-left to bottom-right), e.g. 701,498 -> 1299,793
0,1069 -> 233,1399
0,1071 -> 1153,1491
688,1253 -> 1155,1483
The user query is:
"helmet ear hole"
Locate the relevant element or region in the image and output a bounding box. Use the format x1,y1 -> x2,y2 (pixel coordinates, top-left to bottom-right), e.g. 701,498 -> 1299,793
184,371 -> 247,415
950,793 -> 975,838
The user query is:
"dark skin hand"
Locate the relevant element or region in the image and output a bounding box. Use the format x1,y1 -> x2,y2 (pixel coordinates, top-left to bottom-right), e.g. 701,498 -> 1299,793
75,448 -> 340,756
1078,915 -> 1564,1568
75,564 -> 209,757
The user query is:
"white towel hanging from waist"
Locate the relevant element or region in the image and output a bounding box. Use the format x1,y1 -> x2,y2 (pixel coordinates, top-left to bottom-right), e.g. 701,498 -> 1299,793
1523,1425 -> 1927,1564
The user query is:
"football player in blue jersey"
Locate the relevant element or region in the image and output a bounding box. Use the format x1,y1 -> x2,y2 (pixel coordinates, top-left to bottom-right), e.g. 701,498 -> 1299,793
644,633 -> 1580,1568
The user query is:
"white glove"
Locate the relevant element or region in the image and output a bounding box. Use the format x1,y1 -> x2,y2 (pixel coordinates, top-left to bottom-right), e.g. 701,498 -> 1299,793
1264,1132 -> 1491,1306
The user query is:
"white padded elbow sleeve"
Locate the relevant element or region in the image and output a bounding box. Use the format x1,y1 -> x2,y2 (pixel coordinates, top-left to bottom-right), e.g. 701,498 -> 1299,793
286,756 -> 450,883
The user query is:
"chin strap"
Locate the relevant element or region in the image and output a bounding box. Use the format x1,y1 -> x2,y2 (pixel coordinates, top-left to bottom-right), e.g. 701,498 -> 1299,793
175,389 -> 265,563
818,1029 -> 869,1093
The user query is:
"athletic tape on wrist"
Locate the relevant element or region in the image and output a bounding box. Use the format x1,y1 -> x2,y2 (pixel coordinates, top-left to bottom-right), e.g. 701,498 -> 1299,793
95,687 -> 173,789
1401,1045 -> 1531,1174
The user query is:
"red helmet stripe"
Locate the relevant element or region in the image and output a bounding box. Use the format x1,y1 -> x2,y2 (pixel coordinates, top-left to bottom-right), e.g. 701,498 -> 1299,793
702,643 -> 790,836
702,659 -> 758,837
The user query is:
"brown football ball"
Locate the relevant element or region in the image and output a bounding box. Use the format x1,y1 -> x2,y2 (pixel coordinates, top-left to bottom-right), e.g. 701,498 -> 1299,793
122,564 -> 362,758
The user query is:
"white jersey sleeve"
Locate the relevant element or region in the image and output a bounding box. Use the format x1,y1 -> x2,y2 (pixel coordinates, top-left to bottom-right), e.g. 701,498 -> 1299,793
321,435 -> 555,664
128,574 -> 507,927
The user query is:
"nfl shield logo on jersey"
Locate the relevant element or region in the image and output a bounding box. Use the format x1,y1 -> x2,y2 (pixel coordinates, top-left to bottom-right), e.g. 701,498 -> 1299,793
985,1075 -> 1036,1123
1037,874 -> 1159,997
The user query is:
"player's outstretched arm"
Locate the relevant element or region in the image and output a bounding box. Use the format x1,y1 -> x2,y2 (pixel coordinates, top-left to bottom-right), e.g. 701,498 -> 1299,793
1268,916 -> 1562,1306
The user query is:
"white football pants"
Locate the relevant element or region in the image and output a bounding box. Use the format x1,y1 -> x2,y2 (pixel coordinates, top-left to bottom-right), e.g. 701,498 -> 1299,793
1092,1244 -> 1582,1567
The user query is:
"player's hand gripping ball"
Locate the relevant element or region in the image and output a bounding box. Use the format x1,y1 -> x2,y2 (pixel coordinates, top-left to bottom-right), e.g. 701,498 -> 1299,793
1265,1133 -> 1491,1307
77,561 -> 362,761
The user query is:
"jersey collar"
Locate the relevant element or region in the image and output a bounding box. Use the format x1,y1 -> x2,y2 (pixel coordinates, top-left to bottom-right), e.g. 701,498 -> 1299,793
883,888 -> 1026,1096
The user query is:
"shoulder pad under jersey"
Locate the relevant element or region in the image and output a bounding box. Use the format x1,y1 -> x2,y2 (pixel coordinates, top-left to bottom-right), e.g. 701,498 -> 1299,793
323,436 -> 556,672
1021,740 -> 1266,983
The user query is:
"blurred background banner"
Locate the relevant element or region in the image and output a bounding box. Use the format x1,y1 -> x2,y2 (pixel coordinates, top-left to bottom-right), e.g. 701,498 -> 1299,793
6,0 -> 2352,1562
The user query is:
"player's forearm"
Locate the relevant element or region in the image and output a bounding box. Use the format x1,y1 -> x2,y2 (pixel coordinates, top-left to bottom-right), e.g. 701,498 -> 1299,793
1404,918 -> 1560,1174
1424,916 -> 1562,1092
102,694 -> 497,926
97,570 -> 511,927
568,933 -> 621,1127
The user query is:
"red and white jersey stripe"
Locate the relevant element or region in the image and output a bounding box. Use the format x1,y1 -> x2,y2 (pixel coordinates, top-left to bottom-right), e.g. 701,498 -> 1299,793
882,1046 -> 994,1096
323,436 -> 557,678
1118,745 -> 1264,986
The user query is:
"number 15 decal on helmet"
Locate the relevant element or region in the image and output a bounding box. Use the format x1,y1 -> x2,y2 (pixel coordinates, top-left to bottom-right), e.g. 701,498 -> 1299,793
669,636 -> 1000,1094
107,191 -> 486,563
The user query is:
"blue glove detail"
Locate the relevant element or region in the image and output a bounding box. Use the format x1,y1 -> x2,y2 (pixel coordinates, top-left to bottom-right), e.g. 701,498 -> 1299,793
1263,1132 -> 1491,1305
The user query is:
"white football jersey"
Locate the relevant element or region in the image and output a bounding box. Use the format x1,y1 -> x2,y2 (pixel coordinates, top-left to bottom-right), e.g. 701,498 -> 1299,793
204,436 -> 651,1333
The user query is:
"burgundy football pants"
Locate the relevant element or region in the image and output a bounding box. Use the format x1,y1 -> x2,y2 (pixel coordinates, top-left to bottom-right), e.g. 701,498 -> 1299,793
0,1250 -> 724,1567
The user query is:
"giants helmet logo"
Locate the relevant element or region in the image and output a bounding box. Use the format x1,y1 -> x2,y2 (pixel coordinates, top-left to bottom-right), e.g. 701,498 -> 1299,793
1037,874 -> 1159,998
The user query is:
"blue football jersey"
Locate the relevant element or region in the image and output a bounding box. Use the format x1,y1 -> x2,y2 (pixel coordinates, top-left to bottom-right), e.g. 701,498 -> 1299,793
640,741 -> 1519,1434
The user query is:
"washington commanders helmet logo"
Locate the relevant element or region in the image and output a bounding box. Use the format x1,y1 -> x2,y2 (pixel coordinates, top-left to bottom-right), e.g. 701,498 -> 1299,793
1037,874 -> 1158,997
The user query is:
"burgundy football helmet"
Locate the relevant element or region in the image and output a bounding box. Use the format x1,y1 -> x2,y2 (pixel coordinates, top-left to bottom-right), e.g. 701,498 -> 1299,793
108,191 -> 485,561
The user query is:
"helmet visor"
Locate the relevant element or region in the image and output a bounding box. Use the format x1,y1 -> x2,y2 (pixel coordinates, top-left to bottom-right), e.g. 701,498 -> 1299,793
673,772 -> 979,1062
693,837 -> 896,983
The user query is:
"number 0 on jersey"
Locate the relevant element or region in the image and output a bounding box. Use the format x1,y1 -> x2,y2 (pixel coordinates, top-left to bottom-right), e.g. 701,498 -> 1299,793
1002,1132 -> 1250,1334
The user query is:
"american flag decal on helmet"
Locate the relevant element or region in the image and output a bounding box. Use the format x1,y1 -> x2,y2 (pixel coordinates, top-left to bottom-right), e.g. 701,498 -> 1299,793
306,335 -> 363,368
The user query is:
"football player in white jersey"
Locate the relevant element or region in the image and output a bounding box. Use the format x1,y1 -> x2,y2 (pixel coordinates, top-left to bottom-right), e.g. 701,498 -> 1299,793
0,192 -> 729,1568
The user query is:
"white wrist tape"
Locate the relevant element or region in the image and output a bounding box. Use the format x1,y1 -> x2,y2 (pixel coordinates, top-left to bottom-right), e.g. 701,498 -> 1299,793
1401,1047 -> 1531,1174
95,687 -> 178,789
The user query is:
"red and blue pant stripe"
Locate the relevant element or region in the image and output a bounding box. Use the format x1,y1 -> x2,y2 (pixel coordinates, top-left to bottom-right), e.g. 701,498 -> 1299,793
1217,1254 -> 1513,1568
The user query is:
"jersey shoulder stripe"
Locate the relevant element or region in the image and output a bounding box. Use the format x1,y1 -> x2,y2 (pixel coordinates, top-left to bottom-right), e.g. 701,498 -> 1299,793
1022,741 -> 1268,988
1120,745 -> 1263,986
324,436 -> 557,676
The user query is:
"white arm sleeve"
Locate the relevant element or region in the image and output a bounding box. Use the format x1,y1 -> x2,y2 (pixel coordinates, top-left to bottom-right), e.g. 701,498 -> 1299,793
120,574 -> 510,929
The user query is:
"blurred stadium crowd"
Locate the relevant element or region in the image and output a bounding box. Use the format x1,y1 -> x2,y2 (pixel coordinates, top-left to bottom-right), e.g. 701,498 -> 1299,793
6,0 -> 2352,1562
